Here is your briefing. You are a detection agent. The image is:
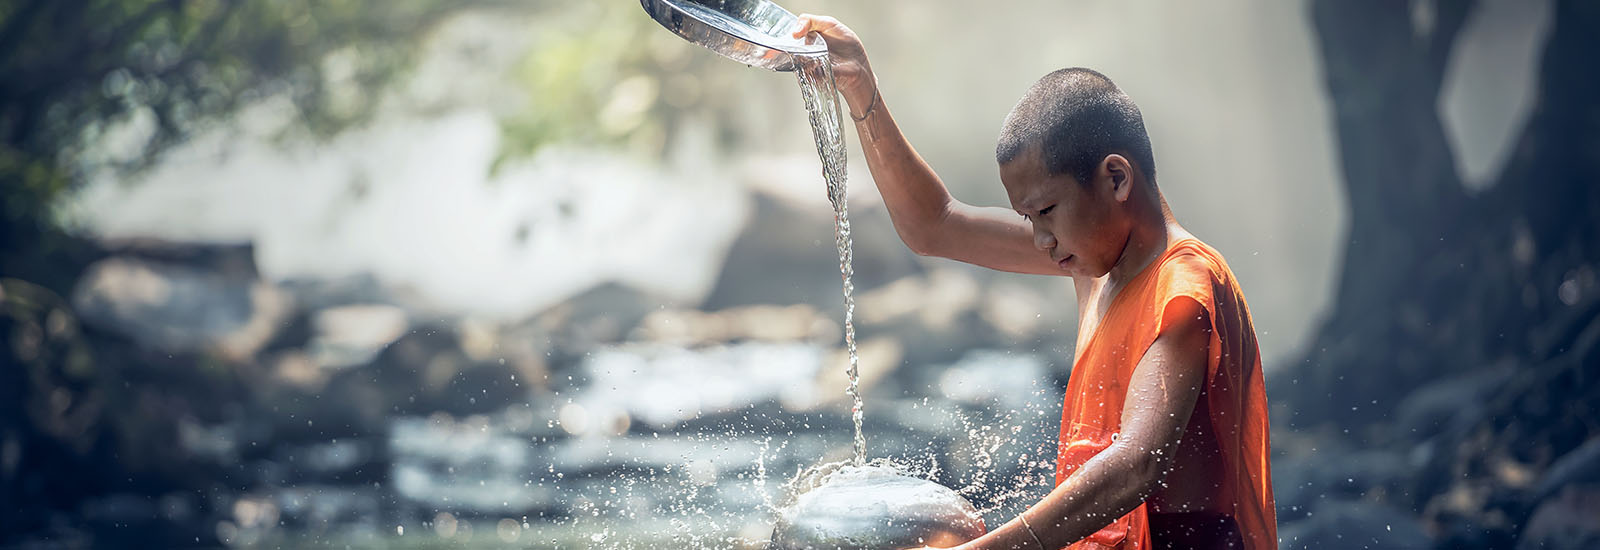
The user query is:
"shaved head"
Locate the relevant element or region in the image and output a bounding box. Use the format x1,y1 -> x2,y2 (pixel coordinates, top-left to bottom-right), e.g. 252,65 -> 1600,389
996,68 -> 1156,186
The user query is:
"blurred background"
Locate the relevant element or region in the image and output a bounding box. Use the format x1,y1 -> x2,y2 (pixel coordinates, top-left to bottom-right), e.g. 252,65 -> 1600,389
2,0 -> 1596,548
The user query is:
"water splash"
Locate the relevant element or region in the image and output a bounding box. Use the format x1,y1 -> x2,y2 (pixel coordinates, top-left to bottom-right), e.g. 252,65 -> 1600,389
793,51 -> 866,467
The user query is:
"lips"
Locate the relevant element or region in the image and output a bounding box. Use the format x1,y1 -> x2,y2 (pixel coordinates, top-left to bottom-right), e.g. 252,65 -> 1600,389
1057,255 -> 1073,269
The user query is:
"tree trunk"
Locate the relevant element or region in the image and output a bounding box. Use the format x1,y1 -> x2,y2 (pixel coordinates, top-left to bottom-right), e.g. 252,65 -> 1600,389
1288,0 -> 1600,543
1287,0 -> 1599,429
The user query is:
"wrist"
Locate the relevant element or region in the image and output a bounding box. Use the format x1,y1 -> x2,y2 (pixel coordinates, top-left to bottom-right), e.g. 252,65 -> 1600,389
843,73 -> 878,111
848,87 -> 880,122
844,86 -> 874,108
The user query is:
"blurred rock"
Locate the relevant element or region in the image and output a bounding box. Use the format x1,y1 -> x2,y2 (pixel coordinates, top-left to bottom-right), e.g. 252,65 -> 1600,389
1533,437 -> 1600,501
1518,485 -> 1600,550
281,326 -> 529,439
269,438 -> 382,485
271,485 -> 381,531
390,414 -> 552,513
633,303 -> 839,345
979,280 -> 1059,342
306,304 -> 409,369
1391,364 -> 1513,440
521,282 -> 671,359
3,276 -> 253,542
572,342 -> 824,432
1277,501 -> 1431,550
278,273 -> 390,311
804,337 -> 904,411
702,191 -> 922,314
856,269 -> 1068,368
858,269 -> 980,330
96,239 -> 259,279
70,256 -> 291,361
542,433 -> 777,480
934,350 -> 1053,412
1273,449 -> 1412,521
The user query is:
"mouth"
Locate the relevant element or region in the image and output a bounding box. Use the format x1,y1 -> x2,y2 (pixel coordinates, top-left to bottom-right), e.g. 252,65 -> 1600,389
1057,255 -> 1073,269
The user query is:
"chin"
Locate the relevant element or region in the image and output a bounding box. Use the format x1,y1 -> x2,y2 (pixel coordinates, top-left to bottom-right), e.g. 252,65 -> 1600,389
1076,263 -> 1112,279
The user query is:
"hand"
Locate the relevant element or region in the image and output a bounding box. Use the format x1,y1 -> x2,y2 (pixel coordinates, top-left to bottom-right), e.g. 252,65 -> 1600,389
791,14 -> 878,114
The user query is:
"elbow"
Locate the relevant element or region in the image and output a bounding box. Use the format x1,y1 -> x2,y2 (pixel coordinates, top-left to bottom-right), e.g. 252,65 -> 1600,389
898,202 -> 953,258
902,232 -> 941,257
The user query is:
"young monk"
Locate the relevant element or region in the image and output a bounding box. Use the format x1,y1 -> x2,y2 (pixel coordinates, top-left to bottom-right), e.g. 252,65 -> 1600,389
791,15 -> 1277,550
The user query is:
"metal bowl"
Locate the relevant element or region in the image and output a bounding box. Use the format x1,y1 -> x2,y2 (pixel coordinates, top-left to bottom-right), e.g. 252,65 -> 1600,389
771,465 -> 987,550
639,0 -> 827,72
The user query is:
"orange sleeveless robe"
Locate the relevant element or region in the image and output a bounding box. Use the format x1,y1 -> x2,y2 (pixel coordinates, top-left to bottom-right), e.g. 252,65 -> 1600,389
1054,238 -> 1277,550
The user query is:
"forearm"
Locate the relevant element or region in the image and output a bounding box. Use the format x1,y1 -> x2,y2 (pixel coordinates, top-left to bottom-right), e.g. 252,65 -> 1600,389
847,87 -> 956,257
965,444 -> 1165,550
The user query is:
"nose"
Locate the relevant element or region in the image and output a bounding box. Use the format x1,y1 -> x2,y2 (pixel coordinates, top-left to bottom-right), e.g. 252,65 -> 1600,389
1032,223 -> 1056,252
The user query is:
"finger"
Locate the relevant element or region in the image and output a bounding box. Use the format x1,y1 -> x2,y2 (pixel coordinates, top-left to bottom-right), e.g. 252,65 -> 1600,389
790,14 -> 813,38
793,13 -> 843,39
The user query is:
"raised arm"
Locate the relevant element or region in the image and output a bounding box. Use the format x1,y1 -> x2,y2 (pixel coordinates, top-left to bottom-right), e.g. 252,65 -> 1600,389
792,15 -> 1062,276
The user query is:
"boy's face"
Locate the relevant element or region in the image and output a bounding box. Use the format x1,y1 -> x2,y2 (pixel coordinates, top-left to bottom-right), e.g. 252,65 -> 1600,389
999,146 -> 1134,279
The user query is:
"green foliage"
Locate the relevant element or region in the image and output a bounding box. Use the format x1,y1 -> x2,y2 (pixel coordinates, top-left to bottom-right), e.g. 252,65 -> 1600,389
495,1 -> 756,166
0,0 -> 513,242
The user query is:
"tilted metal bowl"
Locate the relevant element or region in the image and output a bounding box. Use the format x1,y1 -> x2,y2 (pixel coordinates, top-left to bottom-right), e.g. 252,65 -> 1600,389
639,0 -> 827,72
771,465 -> 987,550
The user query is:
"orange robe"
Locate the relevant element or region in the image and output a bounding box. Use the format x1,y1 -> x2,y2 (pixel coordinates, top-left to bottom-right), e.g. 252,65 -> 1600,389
1054,238 -> 1277,550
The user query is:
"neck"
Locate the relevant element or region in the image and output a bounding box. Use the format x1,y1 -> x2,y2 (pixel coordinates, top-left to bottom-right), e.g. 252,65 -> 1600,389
1105,185 -> 1177,286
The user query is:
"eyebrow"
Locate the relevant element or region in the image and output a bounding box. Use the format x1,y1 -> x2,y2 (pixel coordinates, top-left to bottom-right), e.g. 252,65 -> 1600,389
1016,191 -> 1052,212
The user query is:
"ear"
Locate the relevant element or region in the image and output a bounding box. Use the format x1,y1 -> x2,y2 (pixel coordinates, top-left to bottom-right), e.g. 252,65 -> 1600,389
1102,154 -> 1133,202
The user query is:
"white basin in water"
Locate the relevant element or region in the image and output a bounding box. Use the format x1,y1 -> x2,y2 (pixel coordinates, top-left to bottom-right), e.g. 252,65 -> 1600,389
771,465 -> 987,550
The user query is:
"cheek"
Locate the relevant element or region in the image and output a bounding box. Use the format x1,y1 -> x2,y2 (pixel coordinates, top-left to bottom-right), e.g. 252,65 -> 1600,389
1052,211 -> 1100,249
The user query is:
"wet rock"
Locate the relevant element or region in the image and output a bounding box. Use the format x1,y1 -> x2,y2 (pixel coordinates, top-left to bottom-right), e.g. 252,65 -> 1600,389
1276,501 -> 1431,550
70,256 -> 291,361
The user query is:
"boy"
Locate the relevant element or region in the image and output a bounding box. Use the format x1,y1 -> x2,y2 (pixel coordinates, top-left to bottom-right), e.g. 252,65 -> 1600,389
792,15 -> 1277,550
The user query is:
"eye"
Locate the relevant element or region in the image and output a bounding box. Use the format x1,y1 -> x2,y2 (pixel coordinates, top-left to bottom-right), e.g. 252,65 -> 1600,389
1038,204 -> 1056,216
